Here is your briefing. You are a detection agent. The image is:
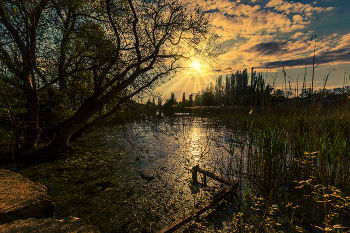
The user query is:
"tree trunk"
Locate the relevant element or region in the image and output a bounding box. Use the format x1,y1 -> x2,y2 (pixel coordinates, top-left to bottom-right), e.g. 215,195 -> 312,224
70,104 -> 115,141
70,97 -> 130,141
0,84 -> 21,157
47,97 -> 104,152
69,122 -> 92,142
20,88 -> 41,154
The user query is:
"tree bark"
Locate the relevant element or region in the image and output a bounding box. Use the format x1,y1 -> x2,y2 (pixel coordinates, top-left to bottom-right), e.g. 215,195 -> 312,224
0,0 -> 49,156
70,100 -> 126,141
20,80 -> 41,154
47,97 -> 105,151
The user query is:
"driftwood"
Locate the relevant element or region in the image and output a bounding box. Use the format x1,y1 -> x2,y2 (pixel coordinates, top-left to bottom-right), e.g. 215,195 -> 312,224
192,165 -> 239,188
158,166 -> 239,233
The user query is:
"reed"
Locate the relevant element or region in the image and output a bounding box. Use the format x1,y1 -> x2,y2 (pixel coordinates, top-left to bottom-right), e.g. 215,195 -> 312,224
211,100 -> 350,232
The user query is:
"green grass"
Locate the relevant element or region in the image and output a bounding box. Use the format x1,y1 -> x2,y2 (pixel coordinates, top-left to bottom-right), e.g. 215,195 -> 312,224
204,101 -> 350,232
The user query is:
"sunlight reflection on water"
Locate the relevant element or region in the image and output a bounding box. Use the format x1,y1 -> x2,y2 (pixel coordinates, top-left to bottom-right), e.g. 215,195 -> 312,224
190,127 -> 200,159
15,116 -> 244,233
103,117 -> 244,231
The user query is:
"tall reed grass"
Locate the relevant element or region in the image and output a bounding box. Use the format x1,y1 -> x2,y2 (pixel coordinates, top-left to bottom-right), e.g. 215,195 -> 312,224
206,100 -> 350,232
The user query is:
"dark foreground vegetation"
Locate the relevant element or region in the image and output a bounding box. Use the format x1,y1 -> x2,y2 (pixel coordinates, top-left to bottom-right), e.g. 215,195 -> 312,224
142,63 -> 350,231
141,73 -> 350,231
175,100 -> 350,232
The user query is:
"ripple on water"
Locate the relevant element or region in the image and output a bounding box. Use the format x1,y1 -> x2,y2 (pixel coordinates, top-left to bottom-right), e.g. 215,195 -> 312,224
17,117 -> 242,232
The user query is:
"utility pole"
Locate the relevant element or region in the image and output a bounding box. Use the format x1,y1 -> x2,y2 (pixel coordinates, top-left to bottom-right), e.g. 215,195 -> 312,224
311,35 -> 317,96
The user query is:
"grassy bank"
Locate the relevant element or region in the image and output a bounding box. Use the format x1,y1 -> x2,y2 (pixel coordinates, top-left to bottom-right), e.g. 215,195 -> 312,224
198,101 -> 350,232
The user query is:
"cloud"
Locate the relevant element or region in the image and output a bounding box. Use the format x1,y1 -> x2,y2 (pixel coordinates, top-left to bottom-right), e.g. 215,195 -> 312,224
255,33 -> 350,69
258,49 -> 350,69
182,0 -> 333,41
209,5 -> 309,40
244,39 -> 309,57
217,32 -> 350,73
332,33 -> 350,50
248,41 -> 290,56
266,0 -> 334,15
225,3 -> 261,16
291,31 -> 314,40
180,0 -> 344,73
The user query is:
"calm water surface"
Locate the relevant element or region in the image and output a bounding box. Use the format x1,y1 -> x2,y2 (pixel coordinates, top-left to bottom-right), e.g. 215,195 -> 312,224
10,117 -> 244,232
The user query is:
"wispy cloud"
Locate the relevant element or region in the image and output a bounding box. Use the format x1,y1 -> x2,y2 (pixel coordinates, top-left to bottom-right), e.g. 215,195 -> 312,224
181,0 -> 345,72
162,0 -> 349,98
266,0 -> 334,15
255,33 -> 350,69
183,0 -> 334,41
291,31 -> 314,40
247,41 -> 302,56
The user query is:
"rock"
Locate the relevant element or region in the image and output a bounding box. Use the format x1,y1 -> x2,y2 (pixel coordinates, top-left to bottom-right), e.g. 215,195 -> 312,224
0,217 -> 100,233
140,173 -> 155,182
0,169 -> 55,224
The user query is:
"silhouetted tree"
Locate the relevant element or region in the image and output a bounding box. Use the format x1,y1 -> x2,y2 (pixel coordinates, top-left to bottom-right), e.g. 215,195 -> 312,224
0,0 -> 213,155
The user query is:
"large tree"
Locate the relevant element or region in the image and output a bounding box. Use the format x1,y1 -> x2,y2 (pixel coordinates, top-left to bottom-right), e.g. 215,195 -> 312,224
0,0 -> 49,153
0,0 -> 112,154
0,0 -> 214,157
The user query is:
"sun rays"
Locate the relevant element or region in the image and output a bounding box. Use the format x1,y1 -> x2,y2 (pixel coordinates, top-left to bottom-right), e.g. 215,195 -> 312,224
191,60 -> 204,73
155,55 -> 217,100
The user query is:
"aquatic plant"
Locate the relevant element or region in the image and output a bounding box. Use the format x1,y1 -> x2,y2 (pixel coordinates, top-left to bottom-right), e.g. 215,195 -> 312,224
216,101 -> 350,232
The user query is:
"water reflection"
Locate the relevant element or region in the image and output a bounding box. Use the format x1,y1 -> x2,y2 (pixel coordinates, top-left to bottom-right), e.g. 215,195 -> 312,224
190,128 -> 200,160
12,117 -> 242,232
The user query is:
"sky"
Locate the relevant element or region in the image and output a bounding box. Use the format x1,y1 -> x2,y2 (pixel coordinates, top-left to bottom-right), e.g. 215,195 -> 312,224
156,0 -> 350,100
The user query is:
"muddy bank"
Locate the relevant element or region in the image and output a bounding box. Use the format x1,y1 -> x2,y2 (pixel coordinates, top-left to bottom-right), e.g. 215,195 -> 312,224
0,169 -> 55,224
0,169 -> 98,232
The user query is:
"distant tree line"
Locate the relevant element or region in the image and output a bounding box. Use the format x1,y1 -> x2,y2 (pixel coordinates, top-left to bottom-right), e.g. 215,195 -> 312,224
158,68 -> 274,111
155,67 -> 350,113
191,68 -> 274,106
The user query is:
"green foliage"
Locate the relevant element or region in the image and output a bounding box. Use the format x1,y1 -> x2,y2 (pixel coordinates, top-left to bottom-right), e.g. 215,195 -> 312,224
163,93 -> 178,115
0,107 -> 26,116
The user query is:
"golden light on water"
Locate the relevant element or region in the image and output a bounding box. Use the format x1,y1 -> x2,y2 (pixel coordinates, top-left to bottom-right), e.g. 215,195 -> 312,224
190,128 -> 200,161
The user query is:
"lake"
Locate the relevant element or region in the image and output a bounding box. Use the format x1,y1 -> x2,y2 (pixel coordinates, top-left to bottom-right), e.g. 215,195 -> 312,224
4,116 -> 244,232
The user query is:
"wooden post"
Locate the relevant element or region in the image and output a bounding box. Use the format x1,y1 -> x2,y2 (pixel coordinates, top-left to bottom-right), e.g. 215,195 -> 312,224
160,166 -> 240,233
192,165 -> 199,184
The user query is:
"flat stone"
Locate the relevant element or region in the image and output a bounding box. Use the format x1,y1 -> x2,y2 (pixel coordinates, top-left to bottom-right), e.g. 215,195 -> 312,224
0,217 -> 100,233
0,169 -> 55,224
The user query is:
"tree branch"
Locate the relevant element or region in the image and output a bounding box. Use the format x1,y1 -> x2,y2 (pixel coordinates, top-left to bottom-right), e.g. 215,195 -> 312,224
127,0 -> 141,68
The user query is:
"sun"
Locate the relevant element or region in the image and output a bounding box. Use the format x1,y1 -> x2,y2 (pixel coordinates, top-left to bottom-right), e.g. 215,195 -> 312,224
191,60 -> 203,72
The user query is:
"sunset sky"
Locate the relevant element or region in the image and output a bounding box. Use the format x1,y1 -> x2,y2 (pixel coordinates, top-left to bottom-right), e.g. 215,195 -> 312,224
157,0 -> 350,100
